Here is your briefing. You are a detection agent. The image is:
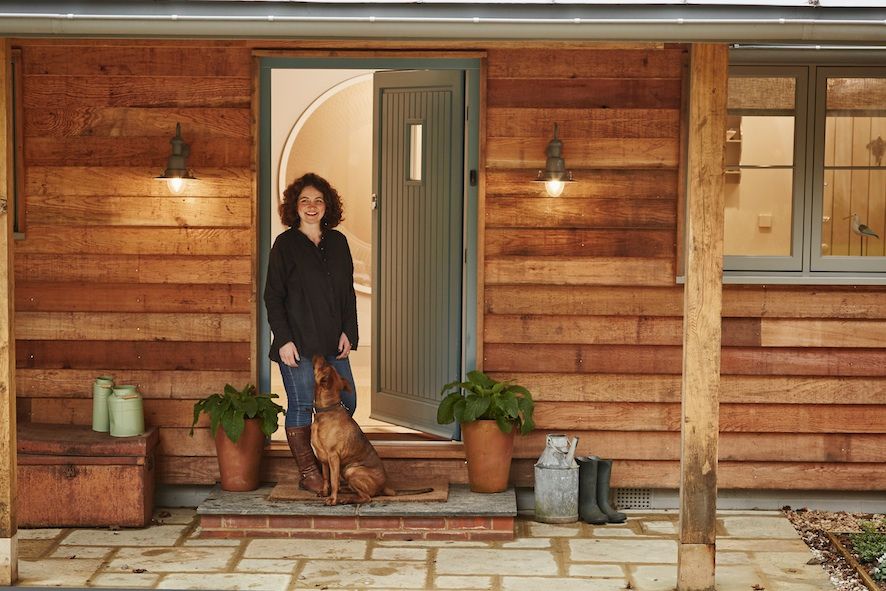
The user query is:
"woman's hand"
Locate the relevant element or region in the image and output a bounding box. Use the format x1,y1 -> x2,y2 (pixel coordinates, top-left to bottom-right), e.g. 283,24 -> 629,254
280,341 -> 300,367
336,332 -> 351,359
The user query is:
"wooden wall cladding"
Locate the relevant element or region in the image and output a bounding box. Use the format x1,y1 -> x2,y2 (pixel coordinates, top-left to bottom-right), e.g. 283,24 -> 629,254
13,41 -> 885,492
483,46 -> 886,490
13,41 -> 255,484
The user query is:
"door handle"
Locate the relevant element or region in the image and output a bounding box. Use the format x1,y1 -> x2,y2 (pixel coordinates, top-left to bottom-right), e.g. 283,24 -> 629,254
371,193 -> 378,210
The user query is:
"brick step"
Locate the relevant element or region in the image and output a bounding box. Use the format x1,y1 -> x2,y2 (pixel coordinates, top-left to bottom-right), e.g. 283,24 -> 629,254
196,484 -> 516,541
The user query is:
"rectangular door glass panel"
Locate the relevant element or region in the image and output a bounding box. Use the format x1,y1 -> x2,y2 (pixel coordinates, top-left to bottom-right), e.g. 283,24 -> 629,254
408,122 -> 423,182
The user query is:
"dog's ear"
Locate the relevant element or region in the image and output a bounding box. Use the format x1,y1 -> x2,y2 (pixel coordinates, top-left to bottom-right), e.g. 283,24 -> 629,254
340,377 -> 352,393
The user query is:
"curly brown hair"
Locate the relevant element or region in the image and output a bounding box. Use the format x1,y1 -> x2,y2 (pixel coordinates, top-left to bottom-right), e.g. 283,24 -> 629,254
279,172 -> 345,229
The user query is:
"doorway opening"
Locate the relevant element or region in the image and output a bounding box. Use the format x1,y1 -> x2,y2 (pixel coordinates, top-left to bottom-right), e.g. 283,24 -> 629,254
258,56 -> 481,442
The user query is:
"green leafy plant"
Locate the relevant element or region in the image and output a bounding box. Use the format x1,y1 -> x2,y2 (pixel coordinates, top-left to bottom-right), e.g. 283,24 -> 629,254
436,370 -> 535,435
190,384 -> 284,443
849,520 -> 886,563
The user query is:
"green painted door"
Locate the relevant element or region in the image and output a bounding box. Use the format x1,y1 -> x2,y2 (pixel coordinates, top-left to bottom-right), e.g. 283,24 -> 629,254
371,70 -> 465,437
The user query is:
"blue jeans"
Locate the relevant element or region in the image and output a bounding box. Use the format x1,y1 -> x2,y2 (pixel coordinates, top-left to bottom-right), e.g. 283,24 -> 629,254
278,355 -> 357,428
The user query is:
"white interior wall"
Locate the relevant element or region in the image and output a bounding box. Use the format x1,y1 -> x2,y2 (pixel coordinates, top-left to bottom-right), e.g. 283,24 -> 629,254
270,69 -> 376,431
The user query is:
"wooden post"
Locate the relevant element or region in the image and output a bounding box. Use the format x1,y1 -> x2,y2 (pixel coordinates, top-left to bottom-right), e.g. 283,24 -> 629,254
0,38 -> 18,586
678,43 -> 728,591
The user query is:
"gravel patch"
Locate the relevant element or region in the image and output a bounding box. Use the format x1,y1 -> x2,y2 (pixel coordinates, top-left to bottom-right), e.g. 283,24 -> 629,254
784,508 -> 886,591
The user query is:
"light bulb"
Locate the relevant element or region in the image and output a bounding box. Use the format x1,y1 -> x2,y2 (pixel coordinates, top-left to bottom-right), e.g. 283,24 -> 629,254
167,177 -> 185,194
545,179 -> 565,197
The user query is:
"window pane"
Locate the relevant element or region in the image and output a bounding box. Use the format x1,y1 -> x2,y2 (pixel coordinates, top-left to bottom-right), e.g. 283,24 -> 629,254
725,75 -> 798,258
728,77 -> 796,111
821,76 -> 886,258
725,169 -> 794,256
408,123 -> 422,182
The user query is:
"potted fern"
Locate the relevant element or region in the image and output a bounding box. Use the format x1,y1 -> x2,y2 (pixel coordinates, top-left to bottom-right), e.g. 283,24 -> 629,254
190,384 -> 284,492
437,370 -> 534,493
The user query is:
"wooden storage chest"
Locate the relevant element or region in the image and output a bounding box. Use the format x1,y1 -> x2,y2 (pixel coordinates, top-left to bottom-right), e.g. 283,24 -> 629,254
17,423 -> 159,527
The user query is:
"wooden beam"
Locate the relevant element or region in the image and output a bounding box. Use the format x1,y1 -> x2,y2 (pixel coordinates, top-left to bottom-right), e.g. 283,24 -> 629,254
0,37 -> 18,585
678,43 -> 728,591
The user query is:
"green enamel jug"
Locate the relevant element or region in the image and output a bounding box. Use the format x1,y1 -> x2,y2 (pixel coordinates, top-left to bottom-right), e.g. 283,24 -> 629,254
91,376 -> 115,433
109,385 -> 145,437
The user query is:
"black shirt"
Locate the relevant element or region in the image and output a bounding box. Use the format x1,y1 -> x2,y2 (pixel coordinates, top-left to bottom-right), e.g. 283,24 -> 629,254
264,228 -> 359,363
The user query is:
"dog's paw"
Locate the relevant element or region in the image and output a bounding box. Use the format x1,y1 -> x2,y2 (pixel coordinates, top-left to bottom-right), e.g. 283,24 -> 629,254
324,497 -> 338,506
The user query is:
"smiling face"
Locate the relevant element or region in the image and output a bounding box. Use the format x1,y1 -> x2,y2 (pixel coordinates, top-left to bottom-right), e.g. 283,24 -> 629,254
296,185 -> 327,227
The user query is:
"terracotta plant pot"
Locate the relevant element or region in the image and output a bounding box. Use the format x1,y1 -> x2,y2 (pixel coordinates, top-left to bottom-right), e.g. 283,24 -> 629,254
461,420 -> 516,493
214,418 -> 264,492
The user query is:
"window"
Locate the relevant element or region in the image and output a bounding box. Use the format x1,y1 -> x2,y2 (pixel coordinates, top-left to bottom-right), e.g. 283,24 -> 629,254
723,60 -> 886,281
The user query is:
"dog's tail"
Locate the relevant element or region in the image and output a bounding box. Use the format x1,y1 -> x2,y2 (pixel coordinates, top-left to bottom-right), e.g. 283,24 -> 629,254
383,487 -> 434,497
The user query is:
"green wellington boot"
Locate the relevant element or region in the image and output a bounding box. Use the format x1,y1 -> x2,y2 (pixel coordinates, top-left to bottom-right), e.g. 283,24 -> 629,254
576,456 -> 608,525
596,458 -> 627,523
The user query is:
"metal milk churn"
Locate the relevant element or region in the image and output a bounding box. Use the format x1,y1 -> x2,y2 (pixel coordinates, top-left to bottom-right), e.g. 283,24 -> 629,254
534,433 -> 580,523
108,385 -> 145,437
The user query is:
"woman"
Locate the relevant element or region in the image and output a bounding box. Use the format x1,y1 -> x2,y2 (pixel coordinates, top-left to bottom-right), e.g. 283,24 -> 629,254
264,172 -> 358,493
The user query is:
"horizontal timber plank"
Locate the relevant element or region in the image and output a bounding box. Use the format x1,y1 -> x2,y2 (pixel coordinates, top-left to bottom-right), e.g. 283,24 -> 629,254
487,137 -> 678,168
485,315 -> 886,348
485,285 -> 886,319
27,196 -> 251,227
485,228 -> 674,257
24,75 -> 251,108
486,169 -> 678,200
15,254 -> 251,284
760,319 -> 886,348
512,431 -> 885,463
26,136 -> 251,167
488,78 -> 682,109
723,286 -> 886,319
155,456 -> 470,487
598,462 -> 886,490
485,286 -> 683,316
485,314 -> 683,345
486,373 -> 886,405
486,48 -> 685,79
487,107 -> 680,139
485,257 -> 675,286
16,227 -> 251,256
16,340 -> 250,371
24,107 -> 251,138
16,312 -> 251,342
535,402 -> 886,433
29,398 -> 210,427
22,46 -> 252,77
15,282 -> 252,313
486,197 -> 675,229
27,167 -> 252,197
16,369 -> 253,398
483,344 -> 886,376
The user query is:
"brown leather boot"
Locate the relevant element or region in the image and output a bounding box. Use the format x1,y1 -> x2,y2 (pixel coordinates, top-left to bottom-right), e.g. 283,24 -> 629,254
285,426 -> 324,494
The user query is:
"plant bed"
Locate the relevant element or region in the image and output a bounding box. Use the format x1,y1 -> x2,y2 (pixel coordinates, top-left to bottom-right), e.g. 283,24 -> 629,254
828,524 -> 886,591
786,509 -> 886,591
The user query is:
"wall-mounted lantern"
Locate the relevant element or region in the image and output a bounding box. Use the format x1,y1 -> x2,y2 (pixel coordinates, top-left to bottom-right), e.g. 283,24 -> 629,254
156,123 -> 196,194
535,123 -> 574,197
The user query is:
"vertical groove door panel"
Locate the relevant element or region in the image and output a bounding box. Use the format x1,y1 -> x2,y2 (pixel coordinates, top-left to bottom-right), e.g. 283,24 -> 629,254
371,70 -> 465,437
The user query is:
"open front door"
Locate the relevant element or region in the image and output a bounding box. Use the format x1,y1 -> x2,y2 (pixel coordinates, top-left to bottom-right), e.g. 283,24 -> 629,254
371,70 -> 465,437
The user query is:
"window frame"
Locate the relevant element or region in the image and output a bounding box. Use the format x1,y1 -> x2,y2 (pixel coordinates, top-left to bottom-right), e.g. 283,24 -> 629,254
717,49 -> 886,284
809,65 -> 886,274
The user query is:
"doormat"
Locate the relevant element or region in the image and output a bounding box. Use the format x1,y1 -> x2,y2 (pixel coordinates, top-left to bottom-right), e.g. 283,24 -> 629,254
268,478 -> 449,503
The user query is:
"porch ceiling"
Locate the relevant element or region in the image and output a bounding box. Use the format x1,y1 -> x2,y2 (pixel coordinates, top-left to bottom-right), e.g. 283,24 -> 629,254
0,1 -> 883,43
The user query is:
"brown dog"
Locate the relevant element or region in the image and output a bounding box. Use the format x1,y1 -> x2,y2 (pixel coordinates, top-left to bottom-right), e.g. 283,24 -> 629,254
310,355 -> 395,505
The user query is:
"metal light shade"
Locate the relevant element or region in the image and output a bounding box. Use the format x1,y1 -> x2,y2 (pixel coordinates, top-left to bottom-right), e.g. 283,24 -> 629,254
535,123 -> 574,197
156,122 -> 196,194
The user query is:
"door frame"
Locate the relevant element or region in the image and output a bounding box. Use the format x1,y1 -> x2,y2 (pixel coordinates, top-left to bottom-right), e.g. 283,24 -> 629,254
256,55 -> 482,427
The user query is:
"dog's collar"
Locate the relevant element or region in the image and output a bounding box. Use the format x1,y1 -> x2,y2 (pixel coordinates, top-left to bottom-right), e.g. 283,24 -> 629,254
313,401 -> 343,414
